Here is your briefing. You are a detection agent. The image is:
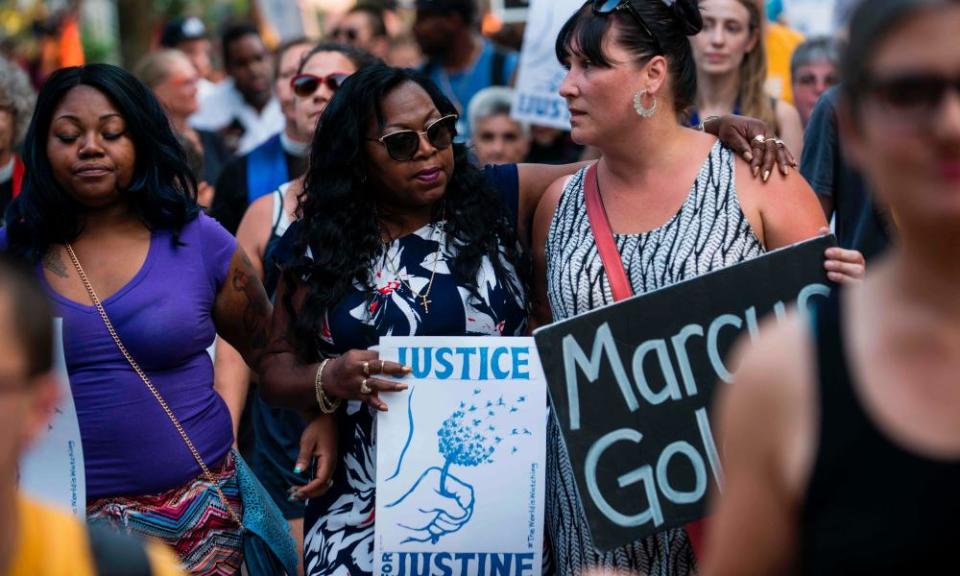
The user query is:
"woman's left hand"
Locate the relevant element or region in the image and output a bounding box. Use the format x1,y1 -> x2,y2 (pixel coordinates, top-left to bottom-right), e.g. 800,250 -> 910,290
289,413 -> 339,501
822,229 -> 866,284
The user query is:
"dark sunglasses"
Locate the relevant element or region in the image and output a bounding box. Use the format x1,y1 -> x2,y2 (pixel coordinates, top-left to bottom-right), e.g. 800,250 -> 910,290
865,73 -> 960,112
368,114 -> 459,161
592,0 -> 663,54
290,72 -> 351,98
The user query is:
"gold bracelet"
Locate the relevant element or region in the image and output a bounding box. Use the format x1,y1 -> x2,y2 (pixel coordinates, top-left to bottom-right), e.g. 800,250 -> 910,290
314,359 -> 341,414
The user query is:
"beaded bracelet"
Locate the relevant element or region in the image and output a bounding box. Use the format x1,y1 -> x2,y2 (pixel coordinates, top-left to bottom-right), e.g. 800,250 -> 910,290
314,358 -> 341,414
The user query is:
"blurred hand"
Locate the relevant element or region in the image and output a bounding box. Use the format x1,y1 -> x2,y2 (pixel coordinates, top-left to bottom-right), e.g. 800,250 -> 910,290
822,228 -> 866,284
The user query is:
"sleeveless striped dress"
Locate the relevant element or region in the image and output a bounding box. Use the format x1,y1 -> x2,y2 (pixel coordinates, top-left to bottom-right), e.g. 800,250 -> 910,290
543,141 -> 764,575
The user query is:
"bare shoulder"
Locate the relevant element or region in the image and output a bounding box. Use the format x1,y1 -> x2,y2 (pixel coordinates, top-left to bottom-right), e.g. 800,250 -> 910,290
733,150 -> 826,248
775,99 -> 803,128
531,173 -> 574,245
236,192 -> 278,266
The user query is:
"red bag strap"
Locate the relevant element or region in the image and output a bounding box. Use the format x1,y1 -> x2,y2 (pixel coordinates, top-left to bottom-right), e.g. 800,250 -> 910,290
583,163 -> 633,302
12,155 -> 24,198
584,163 -> 708,559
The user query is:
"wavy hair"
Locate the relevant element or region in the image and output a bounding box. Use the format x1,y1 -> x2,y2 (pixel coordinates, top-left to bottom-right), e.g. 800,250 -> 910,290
284,64 -> 526,358
4,64 -> 199,264
734,0 -> 776,130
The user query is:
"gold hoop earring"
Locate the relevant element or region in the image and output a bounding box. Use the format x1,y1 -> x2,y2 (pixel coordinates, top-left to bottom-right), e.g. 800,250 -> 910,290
633,90 -> 657,118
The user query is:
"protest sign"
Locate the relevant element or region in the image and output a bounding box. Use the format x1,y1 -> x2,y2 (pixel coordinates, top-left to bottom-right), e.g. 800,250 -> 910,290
533,236 -> 834,551
491,0 -> 531,23
20,319 -> 86,517
376,337 -> 547,576
511,0 -> 581,130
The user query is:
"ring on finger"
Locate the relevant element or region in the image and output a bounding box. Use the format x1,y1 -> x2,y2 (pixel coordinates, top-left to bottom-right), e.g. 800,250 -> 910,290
752,134 -> 766,144
772,138 -> 785,148
360,378 -> 373,395
362,361 -> 370,377
379,359 -> 385,373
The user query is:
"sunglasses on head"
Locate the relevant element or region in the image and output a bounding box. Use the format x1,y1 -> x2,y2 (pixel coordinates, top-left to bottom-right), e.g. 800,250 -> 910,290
592,0 -> 663,54
290,72 -> 351,98
367,114 -> 459,162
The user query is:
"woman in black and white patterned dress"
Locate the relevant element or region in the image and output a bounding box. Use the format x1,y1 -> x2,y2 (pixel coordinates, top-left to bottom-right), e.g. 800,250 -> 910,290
529,2 -> 866,575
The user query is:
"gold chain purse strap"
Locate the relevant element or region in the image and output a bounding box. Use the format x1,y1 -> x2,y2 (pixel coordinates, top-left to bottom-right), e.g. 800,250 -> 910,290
64,244 -> 244,530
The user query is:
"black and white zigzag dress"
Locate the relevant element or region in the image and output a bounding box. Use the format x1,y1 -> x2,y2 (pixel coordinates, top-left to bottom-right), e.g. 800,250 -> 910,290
543,141 -> 764,575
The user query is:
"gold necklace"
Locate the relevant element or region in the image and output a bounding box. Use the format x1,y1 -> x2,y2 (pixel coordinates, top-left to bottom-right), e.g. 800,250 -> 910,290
379,214 -> 445,314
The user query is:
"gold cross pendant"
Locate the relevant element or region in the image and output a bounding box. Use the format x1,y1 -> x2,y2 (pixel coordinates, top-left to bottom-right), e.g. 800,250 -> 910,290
421,295 -> 432,313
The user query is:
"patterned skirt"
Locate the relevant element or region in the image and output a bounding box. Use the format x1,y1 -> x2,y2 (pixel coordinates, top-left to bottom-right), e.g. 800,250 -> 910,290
87,452 -> 244,575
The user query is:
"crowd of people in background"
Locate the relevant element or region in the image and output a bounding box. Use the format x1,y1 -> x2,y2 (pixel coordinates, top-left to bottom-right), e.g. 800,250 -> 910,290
0,0 -> 957,574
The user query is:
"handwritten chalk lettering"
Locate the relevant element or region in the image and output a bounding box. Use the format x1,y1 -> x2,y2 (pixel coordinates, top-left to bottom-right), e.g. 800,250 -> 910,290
534,236 -> 835,549
398,346 -> 532,381
584,407 -> 720,530
561,283 -> 831,431
387,552 -> 536,576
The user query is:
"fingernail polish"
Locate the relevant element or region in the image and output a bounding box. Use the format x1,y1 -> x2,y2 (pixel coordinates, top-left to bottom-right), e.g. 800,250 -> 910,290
294,465 -> 303,474
752,166 -> 759,176
763,170 -> 770,182
397,384 -> 409,390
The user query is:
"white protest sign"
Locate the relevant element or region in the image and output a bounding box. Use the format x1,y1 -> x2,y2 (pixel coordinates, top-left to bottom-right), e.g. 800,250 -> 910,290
375,336 -> 546,576
511,0 -> 582,130
20,319 -> 86,517
784,0 -> 837,36
491,0 -> 531,24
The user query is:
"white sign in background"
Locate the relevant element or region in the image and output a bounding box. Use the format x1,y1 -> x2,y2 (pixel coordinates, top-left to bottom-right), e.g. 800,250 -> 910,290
375,337 -> 547,576
784,0 -> 838,36
511,0 -> 582,130
20,319 -> 86,517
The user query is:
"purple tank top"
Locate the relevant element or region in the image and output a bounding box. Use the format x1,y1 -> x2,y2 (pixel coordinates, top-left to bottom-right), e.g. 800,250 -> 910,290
34,213 -> 236,499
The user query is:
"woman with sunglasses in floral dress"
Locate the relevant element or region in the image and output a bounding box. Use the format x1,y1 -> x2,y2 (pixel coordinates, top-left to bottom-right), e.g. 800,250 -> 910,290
260,64 -> 529,576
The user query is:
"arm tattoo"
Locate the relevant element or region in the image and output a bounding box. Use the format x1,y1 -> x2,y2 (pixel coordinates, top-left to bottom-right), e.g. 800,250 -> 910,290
43,249 -> 70,279
232,251 -> 270,360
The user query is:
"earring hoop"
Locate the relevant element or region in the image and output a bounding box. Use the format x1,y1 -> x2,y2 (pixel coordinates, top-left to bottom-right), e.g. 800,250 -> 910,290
633,90 -> 657,118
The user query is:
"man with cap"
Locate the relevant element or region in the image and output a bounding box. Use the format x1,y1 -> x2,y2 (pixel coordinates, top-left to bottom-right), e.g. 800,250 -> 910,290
413,0 -> 518,141
159,16 -> 216,101
191,23 -> 284,156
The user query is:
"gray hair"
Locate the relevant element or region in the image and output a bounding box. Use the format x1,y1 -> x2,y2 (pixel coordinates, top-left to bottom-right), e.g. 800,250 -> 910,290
134,49 -> 193,89
467,86 -> 529,136
790,36 -> 842,79
0,58 -> 36,147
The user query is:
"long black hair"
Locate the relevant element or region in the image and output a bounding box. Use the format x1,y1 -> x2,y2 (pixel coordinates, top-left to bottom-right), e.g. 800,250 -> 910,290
556,0 -> 703,118
285,64 -> 526,358
4,64 -> 199,263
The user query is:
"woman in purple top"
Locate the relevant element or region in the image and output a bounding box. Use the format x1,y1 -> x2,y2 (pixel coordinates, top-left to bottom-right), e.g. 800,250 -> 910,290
2,64 -> 271,575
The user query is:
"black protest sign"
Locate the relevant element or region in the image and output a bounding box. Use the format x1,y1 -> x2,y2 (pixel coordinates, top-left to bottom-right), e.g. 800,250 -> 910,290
533,235 -> 834,551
